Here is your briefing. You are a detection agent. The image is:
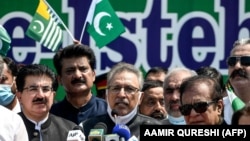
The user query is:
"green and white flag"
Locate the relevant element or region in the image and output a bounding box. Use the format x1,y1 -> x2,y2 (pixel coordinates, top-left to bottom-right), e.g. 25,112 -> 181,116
0,25 -> 11,56
226,87 -> 245,112
86,0 -> 125,48
26,0 -> 63,52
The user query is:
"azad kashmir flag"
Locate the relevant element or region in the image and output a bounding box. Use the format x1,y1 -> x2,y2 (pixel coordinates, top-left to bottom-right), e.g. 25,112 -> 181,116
226,85 -> 245,112
26,0 -> 63,51
86,0 -> 125,48
0,25 -> 11,56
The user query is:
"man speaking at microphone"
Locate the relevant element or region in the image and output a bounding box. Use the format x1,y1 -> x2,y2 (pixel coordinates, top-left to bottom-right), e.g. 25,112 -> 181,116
80,62 -> 161,141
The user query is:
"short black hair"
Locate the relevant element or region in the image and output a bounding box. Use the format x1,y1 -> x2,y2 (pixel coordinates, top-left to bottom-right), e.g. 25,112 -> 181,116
16,64 -> 58,92
145,67 -> 168,79
142,80 -> 163,92
53,44 -> 96,75
180,75 -> 223,104
195,66 -> 225,91
3,57 -> 18,76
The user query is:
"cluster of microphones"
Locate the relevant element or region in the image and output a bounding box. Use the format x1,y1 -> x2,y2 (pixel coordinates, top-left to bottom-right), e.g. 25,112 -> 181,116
66,110 -> 139,141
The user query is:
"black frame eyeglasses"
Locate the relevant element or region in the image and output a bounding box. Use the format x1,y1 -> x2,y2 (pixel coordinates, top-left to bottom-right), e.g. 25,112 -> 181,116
23,85 -> 53,94
179,101 -> 216,116
108,85 -> 140,95
227,56 -> 250,67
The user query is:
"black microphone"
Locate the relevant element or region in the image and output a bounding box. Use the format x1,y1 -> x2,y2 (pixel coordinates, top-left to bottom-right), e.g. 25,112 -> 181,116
111,109 -> 119,124
67,125 -> 85,141
111,109 -> 119,117
94,122 -> 108,134
74,126 -> 85,132
89,122 -> 120,141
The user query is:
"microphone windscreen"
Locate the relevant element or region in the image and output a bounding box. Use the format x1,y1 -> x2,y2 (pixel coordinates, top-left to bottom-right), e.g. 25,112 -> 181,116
111,109 -> 119,117
112,124 -> 131,141
94,122 -> 108,134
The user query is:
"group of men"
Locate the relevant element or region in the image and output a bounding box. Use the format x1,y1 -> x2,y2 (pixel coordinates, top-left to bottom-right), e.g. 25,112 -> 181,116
1,31 -> 250,140
139,38 -> 250,126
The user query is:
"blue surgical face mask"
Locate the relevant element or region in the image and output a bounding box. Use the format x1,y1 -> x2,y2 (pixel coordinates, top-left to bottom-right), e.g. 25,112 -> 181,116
0,84 -> 15,106
168,115 -> 186,125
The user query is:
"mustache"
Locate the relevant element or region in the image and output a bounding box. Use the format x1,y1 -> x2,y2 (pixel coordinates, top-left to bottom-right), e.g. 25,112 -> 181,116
71,78 -> 86,84
114,98 -> 129,105
32,97 -> 47,103
150,111 -> 165,120
230,69 -> 248,79
169,100 -> 180,105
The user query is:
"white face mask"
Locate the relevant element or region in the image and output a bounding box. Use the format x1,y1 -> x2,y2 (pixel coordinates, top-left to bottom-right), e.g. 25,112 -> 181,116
168,115 -> 186,125
106,91 -> 142,124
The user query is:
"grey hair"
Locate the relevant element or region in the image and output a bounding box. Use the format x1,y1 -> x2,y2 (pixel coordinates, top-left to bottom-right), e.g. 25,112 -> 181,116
233,38 -> 250,48
163,67 -> 197,86
107,62 -> 144,90
231,38 -> 250,55
165,67 -> 196,78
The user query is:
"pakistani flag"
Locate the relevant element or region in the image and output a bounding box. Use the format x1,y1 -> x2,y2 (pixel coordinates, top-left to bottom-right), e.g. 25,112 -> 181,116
226,87 -> 245,112
26,0 -> 63,52
86,0 -> 125,48
0,25 -> 11,56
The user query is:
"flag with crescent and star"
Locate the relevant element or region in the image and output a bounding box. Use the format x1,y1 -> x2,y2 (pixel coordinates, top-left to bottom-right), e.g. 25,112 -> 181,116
26,0 -> 63,52
0,25 -> 11,56
86,0 -> 125,48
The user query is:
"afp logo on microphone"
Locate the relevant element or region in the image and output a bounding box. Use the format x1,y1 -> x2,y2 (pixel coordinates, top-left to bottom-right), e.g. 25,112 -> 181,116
67,130 -> 85,141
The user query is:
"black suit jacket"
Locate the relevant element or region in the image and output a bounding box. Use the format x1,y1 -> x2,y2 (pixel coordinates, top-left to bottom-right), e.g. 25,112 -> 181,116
19,112 -> 77,141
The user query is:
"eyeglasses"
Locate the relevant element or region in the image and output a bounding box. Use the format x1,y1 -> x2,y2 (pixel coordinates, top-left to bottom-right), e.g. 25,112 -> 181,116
227,56 -> 250,67
179,101 -> 216,116
108,85 -> 140,95
23,85 -> 53,94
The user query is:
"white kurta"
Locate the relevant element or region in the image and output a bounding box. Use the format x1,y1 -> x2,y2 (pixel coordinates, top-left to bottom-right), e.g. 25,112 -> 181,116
0,105 -> 28,141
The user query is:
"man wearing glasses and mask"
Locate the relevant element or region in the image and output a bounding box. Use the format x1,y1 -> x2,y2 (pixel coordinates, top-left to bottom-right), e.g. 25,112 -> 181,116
179,75 -> 227,125
80,62 -> 161,141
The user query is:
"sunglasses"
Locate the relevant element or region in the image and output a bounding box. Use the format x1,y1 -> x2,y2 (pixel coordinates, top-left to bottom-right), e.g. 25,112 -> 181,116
179,101 -> 215,116
227,56 -> 250,67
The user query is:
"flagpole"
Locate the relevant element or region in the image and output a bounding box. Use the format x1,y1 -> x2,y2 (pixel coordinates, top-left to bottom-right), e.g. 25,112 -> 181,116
43,0 -> 75,41
79,0 -> 97,43
79,20 -> 87,43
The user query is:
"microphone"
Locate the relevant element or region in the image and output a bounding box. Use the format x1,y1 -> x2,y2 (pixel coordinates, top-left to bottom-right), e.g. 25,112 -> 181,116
112,124 -> 131,141
111,109 -> 119,124
94,122 -> 108,134
93,121 -> 119,141
88,122 -> 106,141
104,134 -> 119,141
67,126 -> 85,141
111,109 -> 119,118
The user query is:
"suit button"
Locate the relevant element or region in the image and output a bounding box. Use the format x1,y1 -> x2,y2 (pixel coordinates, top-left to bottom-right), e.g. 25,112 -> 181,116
33,131 -> 39,137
